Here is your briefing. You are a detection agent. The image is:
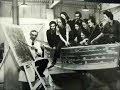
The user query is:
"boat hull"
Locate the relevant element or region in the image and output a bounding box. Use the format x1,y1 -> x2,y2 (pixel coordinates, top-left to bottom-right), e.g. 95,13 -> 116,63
44,44 -> 120,70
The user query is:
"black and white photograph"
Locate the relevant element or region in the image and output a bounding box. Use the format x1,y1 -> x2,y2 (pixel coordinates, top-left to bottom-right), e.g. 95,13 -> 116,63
0,0 -> 120,90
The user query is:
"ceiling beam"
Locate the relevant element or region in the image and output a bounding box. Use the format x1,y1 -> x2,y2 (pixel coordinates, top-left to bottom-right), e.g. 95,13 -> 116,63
84,0 -> 120,3
49,0 -> 61,9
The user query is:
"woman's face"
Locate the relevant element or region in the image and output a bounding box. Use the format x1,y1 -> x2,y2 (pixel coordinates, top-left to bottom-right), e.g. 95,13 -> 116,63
104,14 -> 110,22
81,32 -> 86,39
88,19 -> 94,27
57,18 -> 63,27
50,23 -> 56,30
60,14 -> 66,20
75,13 -> 80,20
82,22 -> 87,29
75,24 -> 79,30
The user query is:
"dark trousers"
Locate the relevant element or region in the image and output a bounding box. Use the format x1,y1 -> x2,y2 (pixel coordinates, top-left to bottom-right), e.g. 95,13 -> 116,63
53,41 -> 65,64
35,58 -> 48,77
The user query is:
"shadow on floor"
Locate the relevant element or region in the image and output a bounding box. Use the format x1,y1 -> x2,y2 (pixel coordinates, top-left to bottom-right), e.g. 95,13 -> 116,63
51,68 -> 120,90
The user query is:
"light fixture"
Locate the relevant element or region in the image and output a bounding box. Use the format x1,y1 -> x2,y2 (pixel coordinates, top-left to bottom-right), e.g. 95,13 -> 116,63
77,0 -> 84,1
20,0 -> 28,8
82,4 -> 89,12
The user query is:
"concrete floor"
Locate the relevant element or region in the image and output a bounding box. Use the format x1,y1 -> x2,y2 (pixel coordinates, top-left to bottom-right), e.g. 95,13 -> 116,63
50,67 -> 120,90
1,67 -> 120,90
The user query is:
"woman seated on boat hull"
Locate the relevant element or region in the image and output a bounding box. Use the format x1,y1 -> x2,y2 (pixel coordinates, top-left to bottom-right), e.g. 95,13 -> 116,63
90,10 -> 120,44
48,17 -> 70,69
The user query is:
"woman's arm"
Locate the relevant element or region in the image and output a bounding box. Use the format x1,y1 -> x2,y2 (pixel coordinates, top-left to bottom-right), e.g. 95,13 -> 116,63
57,28 -> 70,46
66,24 -> 71,42
59,34 -> 66,43
59,33 -> 70,46
91,33 -> 104,44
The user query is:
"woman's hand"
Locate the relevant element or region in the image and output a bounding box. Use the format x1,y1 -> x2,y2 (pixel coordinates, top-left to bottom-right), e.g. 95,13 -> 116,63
53,47 -> 56,49
80,38 -> 89,45
91,39 -> 97,45
65,41 -> 70,47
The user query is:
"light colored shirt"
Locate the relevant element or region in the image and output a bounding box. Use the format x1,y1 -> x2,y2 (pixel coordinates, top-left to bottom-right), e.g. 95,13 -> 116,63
27,38 -> 42,58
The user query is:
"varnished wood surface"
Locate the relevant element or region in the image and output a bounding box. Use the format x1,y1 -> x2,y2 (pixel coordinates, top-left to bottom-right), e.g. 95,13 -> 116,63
44,43 -> 120,70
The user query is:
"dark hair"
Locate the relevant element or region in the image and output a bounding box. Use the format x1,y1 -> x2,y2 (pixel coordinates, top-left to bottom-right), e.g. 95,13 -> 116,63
57,17 -> 66,27
82,19 -> 88,24
75,22 -> 81,28
88,16 -> 96,25
49,21 -> 57,30
103,10 -> 113,20
30,30 -> 38,36
49,21 -> 57,26
75,11 -> 82,18
60,12 -> 69,20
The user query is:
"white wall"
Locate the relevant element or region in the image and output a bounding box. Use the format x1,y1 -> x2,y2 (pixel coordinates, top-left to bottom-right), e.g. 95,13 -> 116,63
0,1 -> 48,19
0,17 -> 51,43
100,3 -> 120,23
19,18 -> 50,42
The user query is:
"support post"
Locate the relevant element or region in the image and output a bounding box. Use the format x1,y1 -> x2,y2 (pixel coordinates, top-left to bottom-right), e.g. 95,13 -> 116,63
12,0 -> 19,25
